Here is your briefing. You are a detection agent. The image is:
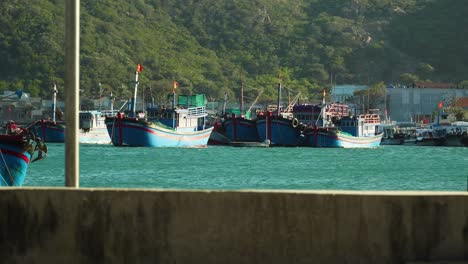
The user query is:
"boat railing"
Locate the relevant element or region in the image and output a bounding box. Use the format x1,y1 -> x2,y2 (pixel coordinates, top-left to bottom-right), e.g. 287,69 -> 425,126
360,114 -> 380,124
186,106 -> 207,117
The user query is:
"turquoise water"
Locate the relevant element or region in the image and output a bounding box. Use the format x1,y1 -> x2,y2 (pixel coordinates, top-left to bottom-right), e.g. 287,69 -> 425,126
25,144 -> 468,191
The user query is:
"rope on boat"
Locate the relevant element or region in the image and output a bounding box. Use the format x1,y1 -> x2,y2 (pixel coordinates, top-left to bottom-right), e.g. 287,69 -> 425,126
0,149 -> 16,186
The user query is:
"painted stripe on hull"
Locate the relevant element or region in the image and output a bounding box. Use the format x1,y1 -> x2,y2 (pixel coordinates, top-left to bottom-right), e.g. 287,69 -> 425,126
0,144 -> 32,186
32,123 -> 65,143
305,130 -> 382,148
106,120 -> 213,147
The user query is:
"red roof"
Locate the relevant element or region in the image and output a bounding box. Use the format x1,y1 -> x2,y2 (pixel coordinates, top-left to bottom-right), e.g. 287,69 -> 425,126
454,97 -> 468,108
414,82 -> 456,89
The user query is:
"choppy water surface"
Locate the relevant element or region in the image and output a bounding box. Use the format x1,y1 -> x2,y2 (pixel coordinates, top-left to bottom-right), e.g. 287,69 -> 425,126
26,144 -> 468,191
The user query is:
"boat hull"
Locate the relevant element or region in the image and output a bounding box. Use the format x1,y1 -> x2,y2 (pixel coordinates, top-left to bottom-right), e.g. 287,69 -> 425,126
0,136 -> 32,186
305,129 -> 383,148
105,117 -> 213,147
256,118 -> 304,146
223,118 -> 259,142
208,130 -> 231,145
31,120 -> 65,143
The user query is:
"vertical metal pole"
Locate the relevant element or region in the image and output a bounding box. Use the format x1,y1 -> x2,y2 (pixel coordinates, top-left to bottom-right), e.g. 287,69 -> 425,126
65,0 -> 80,187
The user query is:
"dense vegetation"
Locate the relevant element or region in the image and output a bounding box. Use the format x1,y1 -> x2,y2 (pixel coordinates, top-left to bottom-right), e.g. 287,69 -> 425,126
0,0 -> 467,105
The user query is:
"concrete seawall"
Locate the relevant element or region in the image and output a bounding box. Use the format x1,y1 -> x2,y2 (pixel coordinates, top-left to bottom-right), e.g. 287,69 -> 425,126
1,188 -> 467,263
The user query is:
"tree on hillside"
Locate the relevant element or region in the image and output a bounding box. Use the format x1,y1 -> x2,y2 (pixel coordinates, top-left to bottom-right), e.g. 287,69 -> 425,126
351,81 -> 386,111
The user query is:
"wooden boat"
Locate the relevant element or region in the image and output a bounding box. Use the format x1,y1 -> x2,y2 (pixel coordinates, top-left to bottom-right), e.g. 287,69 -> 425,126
29,119 -> 65,143
105,65 -> 213,147
0,121 -> 47,186
222,85 -> 263,143
444,123 -> 468,147
224,114 -> 259,143
303,103 -> 383,148
29,83 -> 65,143
378,123 -> 405,145
255,80 -> 304,147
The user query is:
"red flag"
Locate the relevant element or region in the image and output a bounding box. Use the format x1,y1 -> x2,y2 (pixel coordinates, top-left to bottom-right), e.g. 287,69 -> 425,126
438,101 -> 443,109
136,64 -> 143,73
173,80 -> 179,89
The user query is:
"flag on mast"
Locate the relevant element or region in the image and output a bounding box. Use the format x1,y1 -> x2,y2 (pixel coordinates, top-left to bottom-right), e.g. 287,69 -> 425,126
172,80 -> 179,93
322,89 -> 326,104
136,64 -> 143,73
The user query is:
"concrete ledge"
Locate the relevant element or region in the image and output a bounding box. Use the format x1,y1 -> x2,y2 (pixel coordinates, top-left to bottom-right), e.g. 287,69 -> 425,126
1,188 -> 468,263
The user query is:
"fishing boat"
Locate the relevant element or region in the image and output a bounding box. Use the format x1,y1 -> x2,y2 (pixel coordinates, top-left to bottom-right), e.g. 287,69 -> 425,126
377,122 -> 405,145
222,84 -> 263,143
414,126 -> 447,146
255,80 -> 305,146
29,83 -> 65,143
0,121 -> 47,186
445,122 -> 468,147
207,118 -> 231,145
303,102 -> 383,148
105,65 -> 213,147
224,114 -> 259,143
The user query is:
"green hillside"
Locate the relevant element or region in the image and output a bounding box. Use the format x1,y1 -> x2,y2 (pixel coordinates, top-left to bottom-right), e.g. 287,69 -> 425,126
0,0 -> 466,105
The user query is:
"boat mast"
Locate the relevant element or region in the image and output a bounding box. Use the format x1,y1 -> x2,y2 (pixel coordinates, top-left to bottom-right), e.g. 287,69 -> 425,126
52,82 -> 58,122
222,92 -> 227,116
130,64 -> 142,118
110,90 -> 114,114
240,79 -> 244,117
172,80 -> 177,128
277,73 -> 281,117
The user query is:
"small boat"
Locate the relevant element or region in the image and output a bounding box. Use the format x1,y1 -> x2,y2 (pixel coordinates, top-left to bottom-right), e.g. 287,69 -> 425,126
303,103 -> 383,148
105,65 -> 213,147
445,122 -> 468,147
378,122 -> 405,145
0,121 -> 47,186
29,82 -> 65,143
29,119 -> 65,143
415,127 -> 447,146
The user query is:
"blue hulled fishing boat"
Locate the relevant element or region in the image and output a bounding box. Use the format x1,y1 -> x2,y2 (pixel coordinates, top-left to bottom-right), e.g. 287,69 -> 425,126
221,83 -> 263,144
224,114 -> 259,143
302,102 -> 383,148
255,80 -> 305,146
105,65 -> 213,147
0,121 -> 47,186
30,83 -> 65,143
